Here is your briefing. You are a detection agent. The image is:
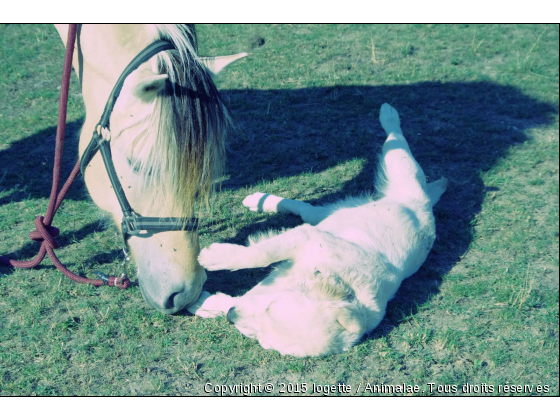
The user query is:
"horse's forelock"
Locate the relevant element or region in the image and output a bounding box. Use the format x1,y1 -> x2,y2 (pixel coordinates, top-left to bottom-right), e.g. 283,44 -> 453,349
132,24 -> 228,218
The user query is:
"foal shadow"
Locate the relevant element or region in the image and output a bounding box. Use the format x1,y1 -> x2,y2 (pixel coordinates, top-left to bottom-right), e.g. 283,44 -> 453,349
204,81 -> 557,337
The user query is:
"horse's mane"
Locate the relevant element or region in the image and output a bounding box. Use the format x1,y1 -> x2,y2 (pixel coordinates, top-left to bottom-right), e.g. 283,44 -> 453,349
130,24 -> 229,219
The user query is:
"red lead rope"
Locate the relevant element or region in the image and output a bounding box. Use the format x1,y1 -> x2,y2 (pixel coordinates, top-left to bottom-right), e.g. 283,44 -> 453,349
0,24 -> 130,289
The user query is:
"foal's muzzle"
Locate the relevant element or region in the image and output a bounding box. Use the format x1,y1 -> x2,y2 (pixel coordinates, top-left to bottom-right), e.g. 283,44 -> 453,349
227,307 -> 238,324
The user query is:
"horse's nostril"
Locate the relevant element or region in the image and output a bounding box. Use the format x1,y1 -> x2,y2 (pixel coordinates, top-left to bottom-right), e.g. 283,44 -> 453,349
162,290 -> 192,313
227,307 -> 238,324
164,292 -> 181,310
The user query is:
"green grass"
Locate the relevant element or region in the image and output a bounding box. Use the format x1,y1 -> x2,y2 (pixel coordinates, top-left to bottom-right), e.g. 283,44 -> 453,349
0,24 -> 558,396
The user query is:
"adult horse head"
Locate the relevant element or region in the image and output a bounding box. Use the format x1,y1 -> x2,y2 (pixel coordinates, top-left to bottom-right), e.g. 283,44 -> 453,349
54,24 -> 245,313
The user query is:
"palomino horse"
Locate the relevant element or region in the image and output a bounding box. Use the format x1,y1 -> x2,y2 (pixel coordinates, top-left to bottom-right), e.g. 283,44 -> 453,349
54,24 -> 245,313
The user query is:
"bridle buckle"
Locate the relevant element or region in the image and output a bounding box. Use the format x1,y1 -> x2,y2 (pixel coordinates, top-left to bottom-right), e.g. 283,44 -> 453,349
121,212 -> 142,239
95,124 -> 111,142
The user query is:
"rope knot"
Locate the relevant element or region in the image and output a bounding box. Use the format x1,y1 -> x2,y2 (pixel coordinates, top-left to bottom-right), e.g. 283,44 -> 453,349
29,216 -> 60,249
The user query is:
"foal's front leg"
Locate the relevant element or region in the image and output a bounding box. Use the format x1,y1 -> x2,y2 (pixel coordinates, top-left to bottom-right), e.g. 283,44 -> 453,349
198,225 -> 320,271
186,290 -> 235,318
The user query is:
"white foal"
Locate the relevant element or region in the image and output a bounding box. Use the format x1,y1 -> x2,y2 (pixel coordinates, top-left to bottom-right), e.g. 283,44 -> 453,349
189,104 -> 447,357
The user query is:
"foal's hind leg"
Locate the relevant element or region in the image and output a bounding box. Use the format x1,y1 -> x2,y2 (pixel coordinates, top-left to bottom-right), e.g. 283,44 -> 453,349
243,192 -> 330,225
377,104 -> 427,201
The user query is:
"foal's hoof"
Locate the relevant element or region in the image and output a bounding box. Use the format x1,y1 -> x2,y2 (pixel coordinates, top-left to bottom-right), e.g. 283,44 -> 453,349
187,291 -> 234,318
243,192 -> 268,212
198,243 -> 247,271
379,103 -> 402,135
243,192 -> 283,213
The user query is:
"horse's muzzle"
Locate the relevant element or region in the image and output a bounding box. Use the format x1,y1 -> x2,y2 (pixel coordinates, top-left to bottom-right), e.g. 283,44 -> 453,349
140,280 -> 202,315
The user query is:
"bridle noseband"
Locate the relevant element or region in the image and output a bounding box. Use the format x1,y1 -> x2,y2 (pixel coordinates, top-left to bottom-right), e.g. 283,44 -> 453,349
80,40 -> 199,251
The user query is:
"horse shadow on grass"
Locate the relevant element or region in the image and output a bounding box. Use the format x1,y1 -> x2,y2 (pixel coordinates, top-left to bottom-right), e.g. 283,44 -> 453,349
0,120 -> 86,207
201,80 -> 557,339
0,81 -> 557,340
0,119 -> 115,274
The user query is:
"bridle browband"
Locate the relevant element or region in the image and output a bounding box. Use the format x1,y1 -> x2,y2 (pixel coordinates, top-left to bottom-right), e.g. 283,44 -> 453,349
80,40 -> 199,251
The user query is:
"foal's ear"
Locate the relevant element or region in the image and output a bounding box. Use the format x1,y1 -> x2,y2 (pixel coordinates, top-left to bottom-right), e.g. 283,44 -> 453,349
337,307 -> 365,335
132,74 -> 169,103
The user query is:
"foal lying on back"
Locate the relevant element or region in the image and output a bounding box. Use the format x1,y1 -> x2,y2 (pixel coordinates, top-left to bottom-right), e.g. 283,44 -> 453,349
188,104 -> 447,357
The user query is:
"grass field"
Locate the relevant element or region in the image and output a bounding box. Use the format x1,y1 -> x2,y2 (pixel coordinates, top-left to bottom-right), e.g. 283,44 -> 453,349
0,24 -> 558,396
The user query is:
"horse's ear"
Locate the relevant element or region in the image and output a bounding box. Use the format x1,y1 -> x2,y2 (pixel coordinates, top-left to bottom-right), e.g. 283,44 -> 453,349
133,74 -> 169,103
200,53 -> 248,76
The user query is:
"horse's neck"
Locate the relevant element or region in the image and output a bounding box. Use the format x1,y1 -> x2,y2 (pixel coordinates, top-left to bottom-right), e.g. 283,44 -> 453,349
57,24 -> 159,120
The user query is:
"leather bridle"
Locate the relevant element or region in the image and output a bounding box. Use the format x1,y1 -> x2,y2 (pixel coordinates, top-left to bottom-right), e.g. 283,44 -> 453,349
1,26 -> 201,289
80,39 -> 200,252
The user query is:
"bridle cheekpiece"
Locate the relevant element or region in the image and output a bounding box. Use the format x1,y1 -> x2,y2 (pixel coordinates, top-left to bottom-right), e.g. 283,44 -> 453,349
80,40 -> 199,254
